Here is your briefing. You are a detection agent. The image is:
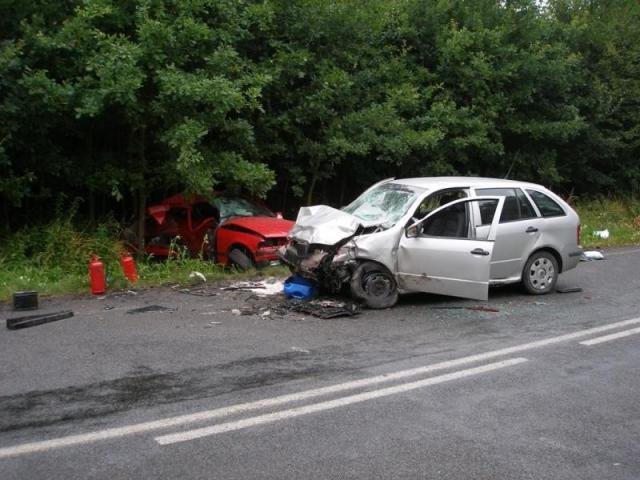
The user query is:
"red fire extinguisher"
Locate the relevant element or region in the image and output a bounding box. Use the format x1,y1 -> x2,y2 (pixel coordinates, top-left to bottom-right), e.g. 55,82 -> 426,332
120,253 -> 139,283
89,255 -> 106,295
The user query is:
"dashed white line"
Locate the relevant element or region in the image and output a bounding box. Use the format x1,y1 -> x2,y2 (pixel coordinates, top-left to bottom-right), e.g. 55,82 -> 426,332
155,358 -> 528,445
1,316 -> 639,458
579,326 -> 640,346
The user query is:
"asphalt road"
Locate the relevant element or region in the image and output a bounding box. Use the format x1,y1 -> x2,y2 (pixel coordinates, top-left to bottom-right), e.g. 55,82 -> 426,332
1,248 -> 639,479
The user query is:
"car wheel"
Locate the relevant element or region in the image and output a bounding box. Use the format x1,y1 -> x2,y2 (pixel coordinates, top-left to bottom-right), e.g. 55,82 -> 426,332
228,248 -> 254,270
350,261 -> 398,309
522,251 -> 558,295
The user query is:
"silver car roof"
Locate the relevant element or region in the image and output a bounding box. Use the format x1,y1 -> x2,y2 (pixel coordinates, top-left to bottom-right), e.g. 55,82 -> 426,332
390,176 -> 545,191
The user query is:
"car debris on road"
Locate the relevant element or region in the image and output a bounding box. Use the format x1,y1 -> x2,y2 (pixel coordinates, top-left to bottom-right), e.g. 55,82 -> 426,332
6,310 -> 74,330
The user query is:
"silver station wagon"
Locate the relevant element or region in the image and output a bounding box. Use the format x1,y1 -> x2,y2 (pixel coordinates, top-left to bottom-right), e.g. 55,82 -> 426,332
280,177 -> 582,308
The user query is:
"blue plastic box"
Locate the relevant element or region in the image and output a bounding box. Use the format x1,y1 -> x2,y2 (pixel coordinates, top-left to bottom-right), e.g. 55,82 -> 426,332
283,275 -> 318,300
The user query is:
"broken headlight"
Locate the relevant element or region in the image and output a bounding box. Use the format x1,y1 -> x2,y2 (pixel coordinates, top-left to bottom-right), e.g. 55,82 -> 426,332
332,242 -> 356,263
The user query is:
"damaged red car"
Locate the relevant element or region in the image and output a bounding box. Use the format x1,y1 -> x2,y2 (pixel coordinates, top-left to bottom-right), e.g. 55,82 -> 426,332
144,194 -> 294,269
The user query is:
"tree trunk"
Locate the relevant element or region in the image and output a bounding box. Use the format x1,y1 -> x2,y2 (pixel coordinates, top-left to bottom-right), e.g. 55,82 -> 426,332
281,176 -> 289,213
338,173 -> 347,208
135,126 -> 147,252
306,161 -> 320,205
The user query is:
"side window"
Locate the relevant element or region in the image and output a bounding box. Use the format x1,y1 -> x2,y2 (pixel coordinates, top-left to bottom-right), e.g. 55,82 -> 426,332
476,188 -> 518,222
414,189 -> 467,219
420,199 -> 499,239
478,200 -> 498,225
476,187 -> 536,222
192,202 -> 219,223
516,189 -> 536,219
526,190 -> 566,217
421,201 -> 469,238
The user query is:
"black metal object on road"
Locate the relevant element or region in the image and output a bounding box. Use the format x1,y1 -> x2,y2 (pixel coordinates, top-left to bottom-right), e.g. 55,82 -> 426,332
13,291 -> 38,311
6,310 -> 74,330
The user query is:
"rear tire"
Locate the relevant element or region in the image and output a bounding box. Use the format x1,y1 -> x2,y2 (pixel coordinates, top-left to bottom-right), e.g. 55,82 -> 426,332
522,251 -> 558,295
350,261 -> 398,309
228,248 -> 254,270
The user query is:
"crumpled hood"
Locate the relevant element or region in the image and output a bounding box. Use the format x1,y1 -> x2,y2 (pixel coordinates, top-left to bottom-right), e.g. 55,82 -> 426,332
224,216 -> 294,238
289,205 -> 362,245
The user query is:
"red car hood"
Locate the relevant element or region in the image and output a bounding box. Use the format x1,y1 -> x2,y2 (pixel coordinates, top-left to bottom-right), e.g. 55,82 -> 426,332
223,216 -> 294,238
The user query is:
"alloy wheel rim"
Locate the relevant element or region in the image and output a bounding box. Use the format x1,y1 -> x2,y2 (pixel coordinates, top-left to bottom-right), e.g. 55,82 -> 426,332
529,257 -> 555,291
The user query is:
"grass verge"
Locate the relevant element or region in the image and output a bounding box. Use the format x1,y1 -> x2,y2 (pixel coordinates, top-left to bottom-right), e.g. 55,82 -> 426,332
576,197 -> 640,249
0,217 -> 289,302
1,197 -> 638,301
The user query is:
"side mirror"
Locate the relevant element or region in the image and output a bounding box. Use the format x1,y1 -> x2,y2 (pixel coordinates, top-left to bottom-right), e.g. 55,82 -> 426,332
405,224 -> 419,238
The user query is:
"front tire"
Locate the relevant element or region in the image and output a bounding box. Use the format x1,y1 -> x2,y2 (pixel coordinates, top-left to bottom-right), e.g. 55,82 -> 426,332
522,251 -> 558,295
350,261 -> 398,309
228,248 -> 254,270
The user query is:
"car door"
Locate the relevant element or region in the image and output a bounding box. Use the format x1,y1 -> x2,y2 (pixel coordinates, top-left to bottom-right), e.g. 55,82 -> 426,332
474,187 -> 542,280
396,197 -> 505,301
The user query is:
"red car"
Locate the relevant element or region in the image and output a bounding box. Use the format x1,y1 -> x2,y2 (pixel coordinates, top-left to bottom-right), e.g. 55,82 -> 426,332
144,194 -> 294,268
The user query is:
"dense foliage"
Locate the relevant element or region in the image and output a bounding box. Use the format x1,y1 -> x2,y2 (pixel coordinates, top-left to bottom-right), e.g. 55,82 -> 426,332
1,0 -> 638,234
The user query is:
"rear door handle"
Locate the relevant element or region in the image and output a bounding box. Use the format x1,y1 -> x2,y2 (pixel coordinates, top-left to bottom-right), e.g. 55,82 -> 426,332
470,248 -> 490,256
526,226 -> 538,233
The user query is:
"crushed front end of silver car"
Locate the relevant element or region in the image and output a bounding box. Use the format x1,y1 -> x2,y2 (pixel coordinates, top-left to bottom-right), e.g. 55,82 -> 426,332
278,205 -> 364,292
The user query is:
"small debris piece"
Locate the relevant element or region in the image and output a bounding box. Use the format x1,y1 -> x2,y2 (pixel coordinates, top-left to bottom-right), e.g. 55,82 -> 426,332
582,250 -> 605,261
103,305 -> 115,311
261,310 -> 271,317
126,305 -> 175,315
290,347 -> 310,354
466,305 -> 500,313
556,286 -> 583,293
189,271 -> 207,283
209,321 -> 222,325
430,305 -> 499,312
222,281 -> 265,291
231,309 -> 241,315
283,299 -> 360,319
6,310 -> 74,330
592,229 -> 610,239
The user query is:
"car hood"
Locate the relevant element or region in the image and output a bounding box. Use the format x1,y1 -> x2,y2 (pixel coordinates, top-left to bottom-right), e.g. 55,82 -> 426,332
223,216 -> 294,238
289,205 -> 365,245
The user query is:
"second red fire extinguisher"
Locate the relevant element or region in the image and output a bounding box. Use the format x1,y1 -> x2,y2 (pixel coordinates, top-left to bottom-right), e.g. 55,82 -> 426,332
120,253 -> 139,283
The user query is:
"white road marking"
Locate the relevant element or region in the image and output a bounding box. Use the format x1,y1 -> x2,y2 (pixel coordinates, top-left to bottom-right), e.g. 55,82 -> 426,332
155,358 -> 528,445
579,326 -> 640,346
2,316 -> 639,458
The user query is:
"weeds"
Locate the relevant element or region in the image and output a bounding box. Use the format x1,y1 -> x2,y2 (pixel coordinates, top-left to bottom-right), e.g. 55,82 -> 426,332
576,197 -> 640,248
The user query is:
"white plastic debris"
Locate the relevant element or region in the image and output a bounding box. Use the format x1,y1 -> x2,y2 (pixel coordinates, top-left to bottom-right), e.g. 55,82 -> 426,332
220,278 -> 284,296
593,229 -> 610,240
290,347 -> 310,354
189,271 -> 207,283
260,310 -> 271,317
252,279 -> 284,296
231,309 -> 241,315
582,250 -> 605,261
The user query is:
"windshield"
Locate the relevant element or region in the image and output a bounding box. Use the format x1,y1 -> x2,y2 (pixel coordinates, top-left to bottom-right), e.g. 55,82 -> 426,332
212,197 -> 274,221
342,183 -> 424,227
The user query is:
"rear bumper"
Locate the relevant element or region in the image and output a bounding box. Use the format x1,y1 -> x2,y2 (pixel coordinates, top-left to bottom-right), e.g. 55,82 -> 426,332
563,249 -> 583,272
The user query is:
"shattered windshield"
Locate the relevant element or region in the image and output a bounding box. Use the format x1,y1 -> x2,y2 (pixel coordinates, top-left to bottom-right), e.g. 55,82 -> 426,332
212,197 -> 274,221
342,183 -> 424,227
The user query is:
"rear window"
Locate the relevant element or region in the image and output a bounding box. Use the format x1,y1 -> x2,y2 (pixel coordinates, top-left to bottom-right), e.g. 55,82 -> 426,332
526,190 -> 566,217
